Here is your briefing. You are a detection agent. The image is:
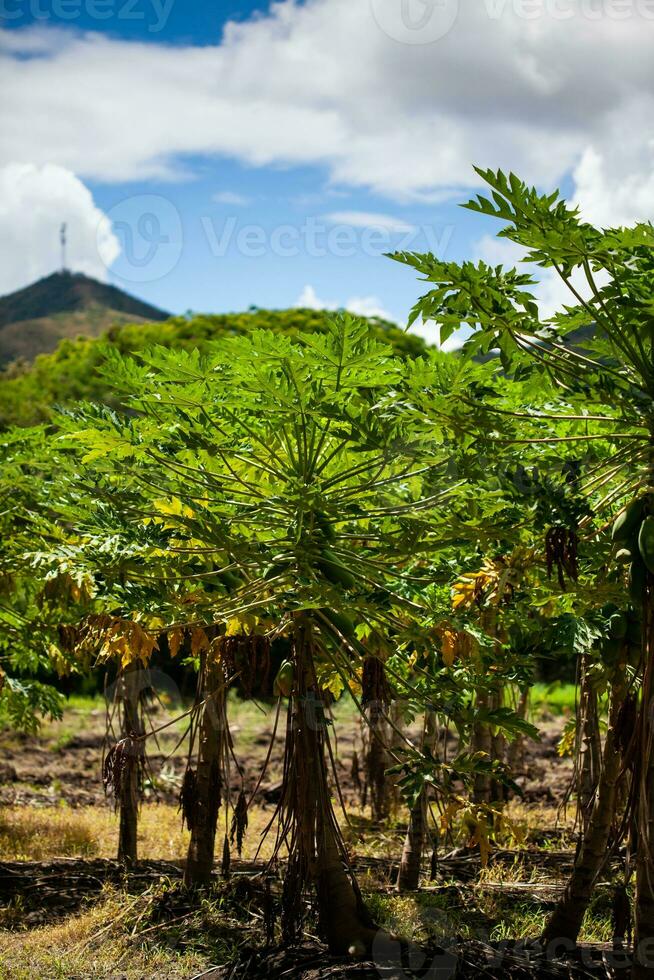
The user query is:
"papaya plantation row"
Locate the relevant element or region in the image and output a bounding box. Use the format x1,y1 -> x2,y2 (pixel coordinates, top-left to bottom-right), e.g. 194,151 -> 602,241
2,169 -> 654,978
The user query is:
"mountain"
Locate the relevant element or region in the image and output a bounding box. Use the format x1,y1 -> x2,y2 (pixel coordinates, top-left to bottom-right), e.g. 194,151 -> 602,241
0,271 -> 170,365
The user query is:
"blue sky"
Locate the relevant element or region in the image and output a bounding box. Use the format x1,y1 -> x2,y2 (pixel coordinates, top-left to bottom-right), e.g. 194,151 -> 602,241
2,1 -> 653,340
5,1 -> 272,42
88,150 -> 463,326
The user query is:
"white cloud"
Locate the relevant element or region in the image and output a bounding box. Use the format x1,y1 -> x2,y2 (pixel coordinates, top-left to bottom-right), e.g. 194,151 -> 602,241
296,285 -> 450,348
212,191 -> 252,207
295,284 -> 396,322
0,163 -> 120,295
1,3 -> 653,224
322,211 -> 415,233
572,144 -> 654,228
344,294 -> 396,321
535,263 -> 611,320
474,234 -> 527,270
296,285 -> 325,309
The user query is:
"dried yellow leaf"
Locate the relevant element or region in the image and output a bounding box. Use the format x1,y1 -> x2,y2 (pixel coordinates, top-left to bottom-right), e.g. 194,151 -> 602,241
439,800 -> 464,834
470,818 -> 491,867
190,627 -> 210,657
440,628 -> 457,668
168,628 -> 185,659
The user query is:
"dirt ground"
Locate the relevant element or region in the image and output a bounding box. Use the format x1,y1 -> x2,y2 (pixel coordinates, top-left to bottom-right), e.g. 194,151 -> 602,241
0,695 -> 573,812
0,694 -> 593,980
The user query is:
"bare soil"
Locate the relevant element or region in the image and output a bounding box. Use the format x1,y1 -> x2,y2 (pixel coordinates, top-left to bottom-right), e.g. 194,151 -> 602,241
0,701 -> 572,812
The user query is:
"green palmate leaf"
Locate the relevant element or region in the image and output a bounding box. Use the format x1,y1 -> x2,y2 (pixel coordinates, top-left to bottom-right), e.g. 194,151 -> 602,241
0,678 -> 64,734
542,614 -> 602,657
473,706 -> 539,742
15,314 -> 462,722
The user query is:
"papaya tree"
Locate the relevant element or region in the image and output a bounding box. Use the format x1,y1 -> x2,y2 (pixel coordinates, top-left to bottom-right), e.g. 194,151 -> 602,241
30,312 -> 544,946
0,428 -> 73,735
37,316 -> 460,953
393,168 -> 654,975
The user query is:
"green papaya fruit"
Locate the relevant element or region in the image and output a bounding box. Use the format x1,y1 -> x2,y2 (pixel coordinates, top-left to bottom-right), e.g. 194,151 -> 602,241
639,515 -> 654,574
615,548 -> 633,565
217,570 -> 243,593
264,561 -> 288,581
608,612 -> 628,640
273,660 -> 294,698
317,550 -> 356,590
613,497 -> 645,543
314,511 -> 337,543
629,558 -> 647,604
322,608 -> 355,638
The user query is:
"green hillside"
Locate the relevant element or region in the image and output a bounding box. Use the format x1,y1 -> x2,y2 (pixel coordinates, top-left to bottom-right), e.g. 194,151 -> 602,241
0,307 -> 428,428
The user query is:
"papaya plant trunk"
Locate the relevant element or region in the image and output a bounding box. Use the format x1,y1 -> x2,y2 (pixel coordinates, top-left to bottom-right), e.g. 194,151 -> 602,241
286,617 -> 379,955
397,709 -> 437,893
316,807 -> 377,955
578,655 -> 602,831
365,699 -> 391,824
470,613 -> 506,805
389,699 -> 405,817
507,688 -> 529,776
541,663 -> 628,948
116,662 -> 143,866
634,564 -> 654,979
471,691 -> 493,805
184,654 -> 224,887
490,688 -> 507,804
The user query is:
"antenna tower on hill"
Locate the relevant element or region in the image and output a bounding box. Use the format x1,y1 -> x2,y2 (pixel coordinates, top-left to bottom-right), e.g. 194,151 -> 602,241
60,223 -> 68,272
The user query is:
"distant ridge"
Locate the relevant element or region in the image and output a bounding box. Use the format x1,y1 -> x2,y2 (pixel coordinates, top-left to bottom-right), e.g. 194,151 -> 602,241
0,271 -> 170,365
0,271 -> 170,327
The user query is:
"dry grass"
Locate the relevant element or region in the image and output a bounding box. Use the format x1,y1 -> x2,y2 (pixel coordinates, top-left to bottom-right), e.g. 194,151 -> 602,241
0,804 -> 188,863
503,799 -> 577,840
0,806 -> 100,861
0,887 -> 208,980
0,801 -> 286,864
0,798 -> 613,978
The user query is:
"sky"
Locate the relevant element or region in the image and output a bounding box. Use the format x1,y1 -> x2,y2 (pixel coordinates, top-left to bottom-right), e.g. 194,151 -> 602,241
1,0 -> 654,344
